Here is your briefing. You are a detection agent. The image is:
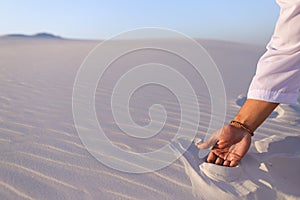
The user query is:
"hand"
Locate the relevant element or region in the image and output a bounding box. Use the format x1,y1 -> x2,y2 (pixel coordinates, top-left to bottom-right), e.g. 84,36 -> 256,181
197,125 -> 251,167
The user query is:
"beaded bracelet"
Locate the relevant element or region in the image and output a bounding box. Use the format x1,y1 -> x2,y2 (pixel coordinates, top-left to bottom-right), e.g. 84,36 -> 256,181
230,120 -> 254,136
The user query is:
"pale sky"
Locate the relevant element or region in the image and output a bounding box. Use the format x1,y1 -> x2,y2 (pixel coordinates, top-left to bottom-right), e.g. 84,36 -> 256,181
0,0 -> 280,44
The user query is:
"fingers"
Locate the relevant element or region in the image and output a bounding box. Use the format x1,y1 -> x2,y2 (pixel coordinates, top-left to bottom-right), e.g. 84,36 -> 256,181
198,126 -> 247,167
211,149 -> 227,160
206,150 -> 241,167
215,157 -> 224,165
206,153 -> 225,166
226,153 -> 241,167
206,151 -> 218,163
206,151 -> 224,165
223,160 -> 231,167
229,160 -> 239,167
206,156 -> 239,167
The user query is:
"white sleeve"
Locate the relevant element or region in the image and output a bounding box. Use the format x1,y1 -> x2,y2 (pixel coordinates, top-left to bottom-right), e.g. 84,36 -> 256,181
247,0 -> 300,104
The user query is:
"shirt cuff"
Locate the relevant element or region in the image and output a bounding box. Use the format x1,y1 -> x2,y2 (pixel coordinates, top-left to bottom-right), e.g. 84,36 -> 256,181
247,89 -> 299,104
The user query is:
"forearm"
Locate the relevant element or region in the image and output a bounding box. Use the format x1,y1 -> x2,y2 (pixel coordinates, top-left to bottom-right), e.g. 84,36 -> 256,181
233,99 -> 279,132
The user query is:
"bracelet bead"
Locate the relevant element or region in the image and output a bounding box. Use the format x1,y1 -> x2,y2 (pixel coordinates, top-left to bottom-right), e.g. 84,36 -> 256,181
230,120 -> 254,136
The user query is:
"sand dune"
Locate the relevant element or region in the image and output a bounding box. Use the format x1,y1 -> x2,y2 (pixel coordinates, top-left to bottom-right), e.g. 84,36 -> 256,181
0,36 -> 299,199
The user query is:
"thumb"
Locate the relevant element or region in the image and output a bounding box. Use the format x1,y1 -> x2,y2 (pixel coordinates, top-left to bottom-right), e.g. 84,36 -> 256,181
196,129 -> 222,149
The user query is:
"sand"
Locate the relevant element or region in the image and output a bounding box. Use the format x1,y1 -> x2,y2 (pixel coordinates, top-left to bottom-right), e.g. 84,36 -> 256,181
0,36 -> 299,200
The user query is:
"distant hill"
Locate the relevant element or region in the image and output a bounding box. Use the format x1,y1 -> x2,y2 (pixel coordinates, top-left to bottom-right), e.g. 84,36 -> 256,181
1,33 -> 63,39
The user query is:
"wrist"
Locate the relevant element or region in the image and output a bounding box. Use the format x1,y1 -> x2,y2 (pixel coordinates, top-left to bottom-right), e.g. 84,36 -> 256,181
229,120 -> 254,136
233,99 -> 279,133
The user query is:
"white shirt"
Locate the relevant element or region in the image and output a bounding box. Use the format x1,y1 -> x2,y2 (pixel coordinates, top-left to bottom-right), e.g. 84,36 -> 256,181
247,0 -> 300,104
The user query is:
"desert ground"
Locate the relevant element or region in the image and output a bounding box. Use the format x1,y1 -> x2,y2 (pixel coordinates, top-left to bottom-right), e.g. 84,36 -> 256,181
0,35 -> 299,200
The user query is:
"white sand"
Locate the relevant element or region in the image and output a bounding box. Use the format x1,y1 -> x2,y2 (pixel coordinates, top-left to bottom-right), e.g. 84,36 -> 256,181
0,36 -> 299,200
